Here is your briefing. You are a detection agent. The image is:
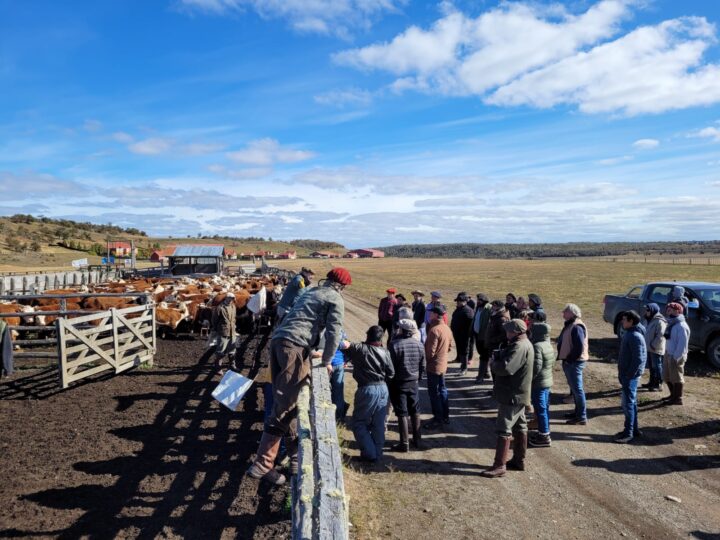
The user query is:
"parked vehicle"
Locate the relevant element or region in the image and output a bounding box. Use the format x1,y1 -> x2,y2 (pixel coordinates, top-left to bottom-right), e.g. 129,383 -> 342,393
603,281 -> 720,368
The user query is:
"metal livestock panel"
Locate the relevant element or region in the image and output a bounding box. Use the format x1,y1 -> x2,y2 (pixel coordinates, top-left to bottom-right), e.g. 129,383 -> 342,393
0,269 -> 120,295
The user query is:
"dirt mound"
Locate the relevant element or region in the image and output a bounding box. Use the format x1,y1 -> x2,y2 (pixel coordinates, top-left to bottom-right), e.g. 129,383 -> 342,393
0,333 -> 291,539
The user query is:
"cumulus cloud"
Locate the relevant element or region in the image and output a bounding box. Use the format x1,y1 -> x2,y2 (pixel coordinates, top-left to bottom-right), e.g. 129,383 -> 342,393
177,0 -> 406,38
633,139 -> 660,150
128,137 -> 174,155
226,138 -> 315,166
692,126 -> 720,142
335,1 -> 720,115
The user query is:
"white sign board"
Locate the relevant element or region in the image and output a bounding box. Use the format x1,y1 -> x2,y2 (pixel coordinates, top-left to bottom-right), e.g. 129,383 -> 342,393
71,258 -> 88,268
212,370 -> 254,411
124,259 -> 132,267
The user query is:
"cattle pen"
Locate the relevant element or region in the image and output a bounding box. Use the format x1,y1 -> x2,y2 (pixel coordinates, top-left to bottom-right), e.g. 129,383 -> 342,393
0,292 -> 155,388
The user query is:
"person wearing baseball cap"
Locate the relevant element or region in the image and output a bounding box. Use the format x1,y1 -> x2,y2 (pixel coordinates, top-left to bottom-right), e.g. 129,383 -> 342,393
423,304 -> 453,430
424,291 -> 448,329
377,287 -> 398,344
211,291 -> 237,370
481,318 -> 533,478
451,292 -> 474,376
247,266 -> 351,486
276,266 -> 316,322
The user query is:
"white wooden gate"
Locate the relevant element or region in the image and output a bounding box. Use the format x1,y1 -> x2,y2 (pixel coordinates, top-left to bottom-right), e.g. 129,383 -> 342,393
56,304 -> 156,388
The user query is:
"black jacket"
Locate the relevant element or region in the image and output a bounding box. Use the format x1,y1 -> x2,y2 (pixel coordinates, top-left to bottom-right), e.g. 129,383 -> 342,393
389,335 -> 425,382
451,304 -> 474,338
412,300 -> 426,328
346,342 -> 395,387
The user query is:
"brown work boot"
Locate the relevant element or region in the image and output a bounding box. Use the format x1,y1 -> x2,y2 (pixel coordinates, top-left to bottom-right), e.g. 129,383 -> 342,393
507,432 -> 528,471
391,416 -> 410,453
481,436 -> 512,478
670,383 -> 684,405
284,435 -> 299,475
246,433 -> 286,485
410,414 -> 425,450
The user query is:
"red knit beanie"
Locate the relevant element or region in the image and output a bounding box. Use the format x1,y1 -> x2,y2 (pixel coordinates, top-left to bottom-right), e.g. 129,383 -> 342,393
327,267 -> 352,286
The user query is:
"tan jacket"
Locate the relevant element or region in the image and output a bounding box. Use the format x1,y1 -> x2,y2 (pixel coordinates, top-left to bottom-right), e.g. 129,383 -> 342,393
425,320 -> 453,375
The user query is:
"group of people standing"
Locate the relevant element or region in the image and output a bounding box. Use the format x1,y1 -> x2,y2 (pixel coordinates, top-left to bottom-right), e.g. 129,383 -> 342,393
242,267 -> 692,486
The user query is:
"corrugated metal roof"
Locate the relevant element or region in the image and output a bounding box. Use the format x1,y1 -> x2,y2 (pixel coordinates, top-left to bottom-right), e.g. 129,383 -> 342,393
170,245 -> 224,257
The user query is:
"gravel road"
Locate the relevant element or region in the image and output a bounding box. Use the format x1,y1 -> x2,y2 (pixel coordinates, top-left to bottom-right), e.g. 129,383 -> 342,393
340,293 -> 720,540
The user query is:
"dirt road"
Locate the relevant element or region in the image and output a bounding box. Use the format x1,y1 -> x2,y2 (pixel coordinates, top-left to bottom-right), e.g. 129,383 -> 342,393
339,294 -> 720,540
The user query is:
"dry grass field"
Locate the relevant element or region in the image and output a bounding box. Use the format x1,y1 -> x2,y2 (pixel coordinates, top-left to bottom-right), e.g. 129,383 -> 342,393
272,257 -> 720,339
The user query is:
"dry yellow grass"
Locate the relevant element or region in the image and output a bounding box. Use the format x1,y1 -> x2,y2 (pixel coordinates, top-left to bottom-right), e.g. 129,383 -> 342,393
272,258 -> 720,338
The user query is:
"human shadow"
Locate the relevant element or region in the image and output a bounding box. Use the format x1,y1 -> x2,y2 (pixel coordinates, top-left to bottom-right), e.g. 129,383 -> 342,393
3,333 -> 289,539
0,367 -> 116,400
572,454 -> 720,475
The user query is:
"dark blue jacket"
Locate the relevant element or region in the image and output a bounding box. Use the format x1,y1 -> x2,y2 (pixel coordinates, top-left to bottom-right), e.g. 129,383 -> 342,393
618,324 -> 647,381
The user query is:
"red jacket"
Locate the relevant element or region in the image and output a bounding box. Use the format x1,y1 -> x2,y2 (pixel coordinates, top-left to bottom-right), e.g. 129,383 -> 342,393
378,297 -> 398,322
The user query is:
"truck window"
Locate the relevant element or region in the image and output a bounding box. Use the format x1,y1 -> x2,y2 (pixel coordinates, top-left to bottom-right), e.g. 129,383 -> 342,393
647,285 -> 672,304
626,286 -> 643,299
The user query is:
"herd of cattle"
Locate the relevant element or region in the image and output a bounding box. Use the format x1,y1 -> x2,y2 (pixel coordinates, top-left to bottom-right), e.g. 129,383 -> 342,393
0,273 -> 284,343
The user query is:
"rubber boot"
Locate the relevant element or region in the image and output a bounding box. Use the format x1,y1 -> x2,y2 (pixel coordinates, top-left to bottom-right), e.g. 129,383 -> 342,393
481,436 -> 512,478
246,433 -> 286,485
410,414 -> 424,450
284,435 -> 299,475
507,432 -> 528,471
671,383 -> 684,405
662,382 -> 674,402
391,416 -> 410,452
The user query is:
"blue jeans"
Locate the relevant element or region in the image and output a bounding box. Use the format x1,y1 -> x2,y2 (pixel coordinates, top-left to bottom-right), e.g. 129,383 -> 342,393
330,364 -> 346,421
426,373 -> 449,422
620,377 -> 640,437
352,384 -> 389,460
648,352 -> 663,383
531,387 -> 551,434
562,360 -> 587,421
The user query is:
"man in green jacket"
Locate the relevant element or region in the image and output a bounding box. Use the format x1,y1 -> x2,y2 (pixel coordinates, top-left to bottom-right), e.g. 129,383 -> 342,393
482,319 -> 534,478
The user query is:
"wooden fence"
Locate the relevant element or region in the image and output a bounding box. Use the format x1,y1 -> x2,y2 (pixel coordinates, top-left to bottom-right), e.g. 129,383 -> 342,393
292,359 -> 348,540
57,304 -> 156,388
605,257 -> 720,265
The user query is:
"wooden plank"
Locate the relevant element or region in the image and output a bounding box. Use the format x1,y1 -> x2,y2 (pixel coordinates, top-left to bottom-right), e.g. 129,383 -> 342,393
62,322 -> 116,368
293,382 -> 314,540
114,310 -> 152,351
57,318 -> 68,388
311,362 -> 348,540
14,351 -> 58,359
64,326 -> 151,355
111,309 -> 120,374
150,305 -> 156,365
64,362 -> 114,383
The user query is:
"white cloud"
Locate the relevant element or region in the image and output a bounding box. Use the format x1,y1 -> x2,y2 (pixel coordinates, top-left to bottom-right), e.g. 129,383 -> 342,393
596,156 -> 634,166
314,88 -> 374,108
111,131 -> 134,143
693,126 -> 720,142
226,138 -> 315,166
335,1 -> 720,115
208,164 -> 272,179
178,0 -> 406,38
128,137 -> 173,155
633,138 -> 660,150
0,171 -> 84,198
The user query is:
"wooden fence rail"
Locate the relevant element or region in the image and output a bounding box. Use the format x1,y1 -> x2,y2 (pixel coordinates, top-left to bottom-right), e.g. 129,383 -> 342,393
292,359 -> 349,540
0,268 -> 120,295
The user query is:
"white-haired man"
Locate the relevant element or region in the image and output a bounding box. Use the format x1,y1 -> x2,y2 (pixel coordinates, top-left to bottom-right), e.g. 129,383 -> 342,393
557,303 -> 589,425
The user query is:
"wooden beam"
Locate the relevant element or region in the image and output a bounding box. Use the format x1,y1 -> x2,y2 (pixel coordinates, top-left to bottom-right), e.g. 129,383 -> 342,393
292,382 -> 314,540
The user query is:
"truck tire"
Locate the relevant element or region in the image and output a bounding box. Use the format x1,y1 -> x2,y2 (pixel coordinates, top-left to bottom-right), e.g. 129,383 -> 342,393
707,336 -> 720,369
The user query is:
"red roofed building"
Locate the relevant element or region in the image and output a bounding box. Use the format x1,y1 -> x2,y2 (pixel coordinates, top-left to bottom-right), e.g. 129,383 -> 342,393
107,241 -> 133,257
278,250 -> 297,260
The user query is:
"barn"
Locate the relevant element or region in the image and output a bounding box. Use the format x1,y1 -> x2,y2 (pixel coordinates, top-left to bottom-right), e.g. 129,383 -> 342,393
310,251 -> 341,259
167,245 -> 225,275
347,248 -> 385,258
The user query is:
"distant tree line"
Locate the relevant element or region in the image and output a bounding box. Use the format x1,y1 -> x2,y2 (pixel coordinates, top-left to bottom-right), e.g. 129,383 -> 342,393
6,214 -> 147,237
378,241 -> 720,259
289,239 -> 346,251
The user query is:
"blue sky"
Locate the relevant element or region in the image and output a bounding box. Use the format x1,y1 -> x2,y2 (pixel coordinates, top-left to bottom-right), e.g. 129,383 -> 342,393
1,0 -> 720,247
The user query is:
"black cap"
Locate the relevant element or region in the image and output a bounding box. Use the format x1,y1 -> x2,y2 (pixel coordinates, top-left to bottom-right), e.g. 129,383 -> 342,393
429,305 -> 446,316
454,292 -> 468,302
528,293 -> 542,306
476,293 -> 489,303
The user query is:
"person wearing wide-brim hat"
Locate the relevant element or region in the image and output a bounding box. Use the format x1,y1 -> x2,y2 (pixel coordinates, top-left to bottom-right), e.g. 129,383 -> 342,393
482,319 -> 533,478
410,290 -> 426,336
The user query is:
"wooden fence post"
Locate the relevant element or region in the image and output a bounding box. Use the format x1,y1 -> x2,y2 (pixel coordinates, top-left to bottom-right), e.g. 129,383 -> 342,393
56,318 -> 68,389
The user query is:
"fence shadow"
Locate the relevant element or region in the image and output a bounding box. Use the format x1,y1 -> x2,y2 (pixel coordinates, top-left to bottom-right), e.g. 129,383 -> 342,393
0,333 -> 291,539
